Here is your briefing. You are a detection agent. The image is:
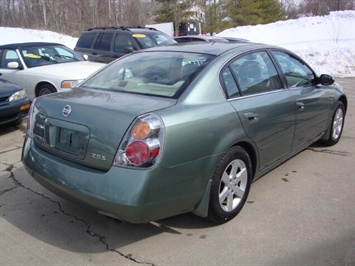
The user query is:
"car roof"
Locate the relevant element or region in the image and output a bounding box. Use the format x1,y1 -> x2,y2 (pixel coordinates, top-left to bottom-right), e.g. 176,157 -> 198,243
175,35 -> 228,41
0,42 -> 64,49
221,37 -> 250,42
137,42 -> 277,56
84,26 -> 160,34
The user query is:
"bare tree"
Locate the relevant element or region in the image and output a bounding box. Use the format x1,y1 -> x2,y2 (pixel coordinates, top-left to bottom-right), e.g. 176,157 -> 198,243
299,0 -> 355,16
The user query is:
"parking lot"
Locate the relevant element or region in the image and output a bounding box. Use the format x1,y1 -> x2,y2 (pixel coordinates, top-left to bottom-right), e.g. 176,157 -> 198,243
1,77 -> 354,266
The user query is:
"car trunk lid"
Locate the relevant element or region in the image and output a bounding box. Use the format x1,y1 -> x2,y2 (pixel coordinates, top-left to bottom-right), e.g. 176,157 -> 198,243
32,88 -> 176,170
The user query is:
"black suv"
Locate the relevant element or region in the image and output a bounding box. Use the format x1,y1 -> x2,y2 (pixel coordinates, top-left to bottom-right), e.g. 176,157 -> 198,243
74,27 -> 177,63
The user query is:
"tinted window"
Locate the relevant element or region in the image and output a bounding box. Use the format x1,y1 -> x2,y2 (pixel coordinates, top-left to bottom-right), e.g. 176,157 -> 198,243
175,38 -> 192,43
94,33 -> 113,51
76,32 -> 96,48
114,34 -> 134,53
78,52 -> 215,98
226,51 -> 282,96
272,50 -> 315,88
190,38 -> 205,42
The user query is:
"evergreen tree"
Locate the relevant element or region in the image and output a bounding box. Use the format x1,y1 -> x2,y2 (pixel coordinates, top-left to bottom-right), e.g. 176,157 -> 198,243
260,0 -> 284,23
224,0 -> 284,27
153,0 -> 196,36
225,0 -> 263,26
203,0 -> 224,35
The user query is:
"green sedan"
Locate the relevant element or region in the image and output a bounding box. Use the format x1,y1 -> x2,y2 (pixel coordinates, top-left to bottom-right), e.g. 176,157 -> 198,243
22,42 -> 347,224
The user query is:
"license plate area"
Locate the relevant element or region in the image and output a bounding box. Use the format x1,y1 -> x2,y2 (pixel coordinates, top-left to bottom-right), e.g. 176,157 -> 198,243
55,127 -> 88,157
45,118 -> 90,159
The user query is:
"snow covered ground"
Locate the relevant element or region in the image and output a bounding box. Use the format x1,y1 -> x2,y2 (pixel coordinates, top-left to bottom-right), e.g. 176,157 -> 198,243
0,10 -> 354,77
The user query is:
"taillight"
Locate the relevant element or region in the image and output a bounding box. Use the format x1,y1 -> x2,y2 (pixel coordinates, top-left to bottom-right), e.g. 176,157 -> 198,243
26,98 -> 38,138
113,113 -> 164,168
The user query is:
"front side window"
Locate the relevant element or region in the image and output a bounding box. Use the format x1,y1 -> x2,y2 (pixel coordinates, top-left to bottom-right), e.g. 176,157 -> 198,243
0,49 -> 20,68
114,34 -> 134,53
272,50 -> 315,88
78,52 -> 215,98
222,51 -> 282,97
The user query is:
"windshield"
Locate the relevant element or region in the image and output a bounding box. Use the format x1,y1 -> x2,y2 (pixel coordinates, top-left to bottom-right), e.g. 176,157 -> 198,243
78,51 -> 215,98
20,45 -> 84,68
133,32 -> 177,49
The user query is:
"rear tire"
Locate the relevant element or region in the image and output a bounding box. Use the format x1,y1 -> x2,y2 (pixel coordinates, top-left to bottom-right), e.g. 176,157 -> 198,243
321,101 -> 345,146
208,146 -> 252,224
37,83 -> 56,97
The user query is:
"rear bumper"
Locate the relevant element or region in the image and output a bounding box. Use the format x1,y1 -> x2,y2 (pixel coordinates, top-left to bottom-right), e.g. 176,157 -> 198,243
22,137 -> 208,223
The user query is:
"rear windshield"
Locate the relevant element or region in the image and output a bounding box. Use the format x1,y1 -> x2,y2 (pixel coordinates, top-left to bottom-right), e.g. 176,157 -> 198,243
78,51 -> 215,98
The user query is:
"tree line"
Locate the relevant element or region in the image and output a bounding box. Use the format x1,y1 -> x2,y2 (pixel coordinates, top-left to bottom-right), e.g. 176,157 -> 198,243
0,0 -> 354,37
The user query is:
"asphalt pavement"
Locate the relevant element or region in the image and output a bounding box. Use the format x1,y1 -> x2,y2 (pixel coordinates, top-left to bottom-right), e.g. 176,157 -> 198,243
1,77 -> 354,266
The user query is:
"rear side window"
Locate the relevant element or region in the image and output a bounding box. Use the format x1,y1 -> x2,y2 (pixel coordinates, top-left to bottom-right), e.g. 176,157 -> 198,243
94,33 -> 113,51
76,32 -> 96,48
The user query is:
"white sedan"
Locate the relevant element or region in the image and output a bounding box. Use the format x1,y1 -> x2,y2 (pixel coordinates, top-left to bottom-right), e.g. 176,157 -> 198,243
0,42 -> 105,100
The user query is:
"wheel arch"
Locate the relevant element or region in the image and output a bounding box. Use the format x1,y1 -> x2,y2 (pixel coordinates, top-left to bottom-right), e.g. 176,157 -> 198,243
35,81 -> 57,97
339,95 -> 347,113
320,96 -> 347,142
193,140 -> 258,218
231,141 -> 257,181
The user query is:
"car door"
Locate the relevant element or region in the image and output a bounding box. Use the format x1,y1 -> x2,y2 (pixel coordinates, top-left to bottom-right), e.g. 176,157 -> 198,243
113,33 -> 136,60
222,50 -> 296,171
92,32 -> 114,63
270,50 -> 331,149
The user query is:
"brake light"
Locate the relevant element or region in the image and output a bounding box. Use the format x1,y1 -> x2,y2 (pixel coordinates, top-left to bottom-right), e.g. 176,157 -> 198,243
126,141 -> 150,165
113,113 -> 164,168
26,98 -> 38,138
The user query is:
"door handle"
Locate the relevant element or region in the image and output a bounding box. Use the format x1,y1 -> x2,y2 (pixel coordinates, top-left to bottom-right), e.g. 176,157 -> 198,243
296,102 -> 305,110
244,112 -> 258,121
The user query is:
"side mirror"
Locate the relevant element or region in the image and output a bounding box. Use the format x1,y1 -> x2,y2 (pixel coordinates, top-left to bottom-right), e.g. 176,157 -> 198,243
83,54 -> 89,61
123,47 -> 134,54
7,61 -> 21,69
319,74 -> 334,85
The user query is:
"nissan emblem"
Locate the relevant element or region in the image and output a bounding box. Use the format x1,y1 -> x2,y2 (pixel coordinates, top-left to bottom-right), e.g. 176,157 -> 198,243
62,105 -> 72,117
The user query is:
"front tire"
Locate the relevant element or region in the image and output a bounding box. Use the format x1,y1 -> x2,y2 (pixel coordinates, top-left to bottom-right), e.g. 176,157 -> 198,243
208,146 -> 252,224
321,101 -> 345,146
37,83 -> 56,97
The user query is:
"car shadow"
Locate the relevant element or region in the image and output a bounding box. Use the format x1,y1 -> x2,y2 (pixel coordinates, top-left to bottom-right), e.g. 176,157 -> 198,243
1,165 -> 216,254
0,118 -> 27,136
